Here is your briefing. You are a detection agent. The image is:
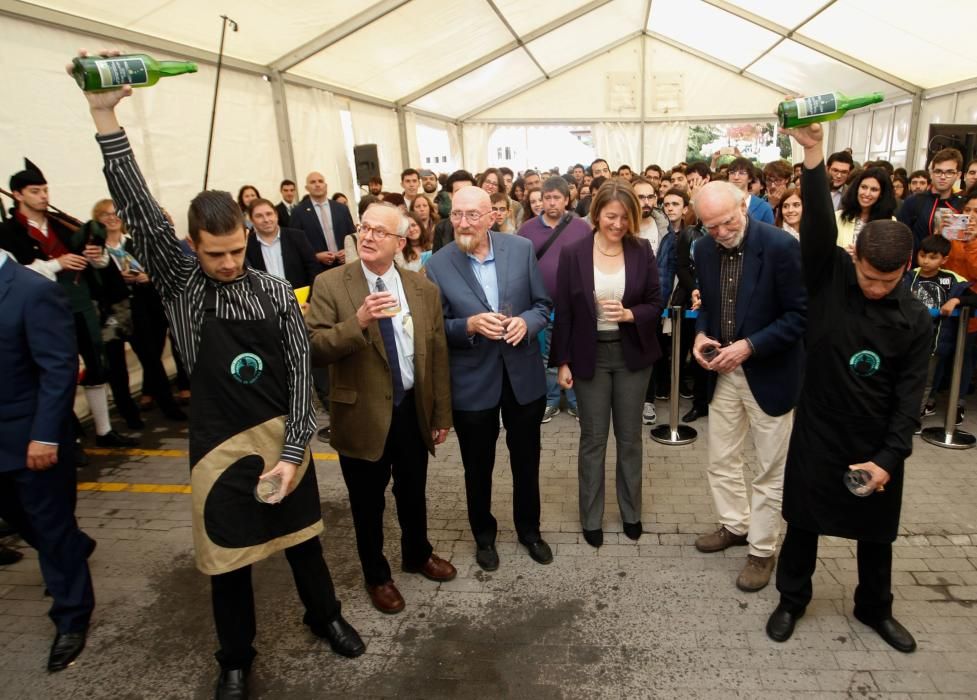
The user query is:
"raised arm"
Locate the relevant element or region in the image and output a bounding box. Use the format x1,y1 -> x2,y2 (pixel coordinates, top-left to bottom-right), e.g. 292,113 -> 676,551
72,50 -> 194,301
787,123 -> 838,292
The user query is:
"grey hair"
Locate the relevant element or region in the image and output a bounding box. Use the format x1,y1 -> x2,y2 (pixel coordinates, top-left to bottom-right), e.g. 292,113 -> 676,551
691,181 -> 745,218
365,200 -> 411,237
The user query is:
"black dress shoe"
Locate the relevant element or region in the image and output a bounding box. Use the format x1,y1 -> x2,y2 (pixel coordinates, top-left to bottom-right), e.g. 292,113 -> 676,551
95,430 -> 139,448
519,538 -> 553,565
682,407 -> 707,423
47,630 -> 86,672
215,668 -> 248,700
622,521 -> 642,541
854,612 -> 916,653
0,545 -> 23,566
317,427 -> 331,443
583,529 -> 603,548
475,543 -> 499,571
766,605 -> 803,642
321,615 -> 366,658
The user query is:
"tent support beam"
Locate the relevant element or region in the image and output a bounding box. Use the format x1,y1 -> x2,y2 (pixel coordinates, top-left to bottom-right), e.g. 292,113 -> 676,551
269,70 -> 296,183
269,0 -> 410,72
639,30 -> 649,164
738,1 -> 838,76
905,92 -> 924,169
484,0 -> 548,79
459,31 -> 643,122
395,0 -> 614,107
396,107 -> 411,172
700,0 -> 921,95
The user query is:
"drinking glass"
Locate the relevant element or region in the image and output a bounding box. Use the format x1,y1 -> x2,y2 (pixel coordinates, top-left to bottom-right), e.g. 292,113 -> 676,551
255,474 -> 283,504
843,469 -> 873,497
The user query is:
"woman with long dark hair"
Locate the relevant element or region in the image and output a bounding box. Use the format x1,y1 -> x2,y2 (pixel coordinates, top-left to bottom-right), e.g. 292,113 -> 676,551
836,167 -> 896,252
402,211 -> 433,272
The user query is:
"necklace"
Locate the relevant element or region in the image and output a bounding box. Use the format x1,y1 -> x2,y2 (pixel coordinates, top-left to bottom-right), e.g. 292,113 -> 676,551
595,241 -> 622,257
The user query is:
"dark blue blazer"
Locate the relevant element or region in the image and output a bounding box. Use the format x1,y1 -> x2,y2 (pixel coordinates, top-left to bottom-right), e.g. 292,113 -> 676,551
550,235 -> 663,380
288,196 -> 355,268
245,225 -> 321,290
0,257 -> 78,471
693,218 -> 806,416
425,232 -> 551,411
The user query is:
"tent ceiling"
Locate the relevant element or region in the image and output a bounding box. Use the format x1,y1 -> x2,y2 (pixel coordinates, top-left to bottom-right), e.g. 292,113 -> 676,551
8,0 -> 976,122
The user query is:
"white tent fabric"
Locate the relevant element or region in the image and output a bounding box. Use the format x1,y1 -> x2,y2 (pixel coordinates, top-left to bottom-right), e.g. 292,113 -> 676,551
592,123 -> 642,174
2,0 -> 976,226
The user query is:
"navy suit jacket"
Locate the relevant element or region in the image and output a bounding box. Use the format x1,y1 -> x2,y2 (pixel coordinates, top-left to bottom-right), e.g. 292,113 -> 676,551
550,235 -> 664,380
0,256 -> 78,471
245,226 -> 321,290
425,232 -> 551,411
694,217 -> 806,416
288,196 -> 355,268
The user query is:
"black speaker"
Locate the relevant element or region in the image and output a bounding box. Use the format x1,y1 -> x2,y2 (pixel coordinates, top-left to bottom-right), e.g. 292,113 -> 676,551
353,144 -> 380,186
927,124 -> 976,166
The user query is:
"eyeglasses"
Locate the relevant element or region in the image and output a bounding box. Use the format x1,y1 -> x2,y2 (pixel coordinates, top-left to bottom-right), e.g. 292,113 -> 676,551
636,194 -> 656,202
357,223 -> 402,240
449,210 -> 491,223
931,168 -> 959,178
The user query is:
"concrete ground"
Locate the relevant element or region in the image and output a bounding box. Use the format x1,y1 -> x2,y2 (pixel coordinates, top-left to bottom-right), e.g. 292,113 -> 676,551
1,397 -> 976,699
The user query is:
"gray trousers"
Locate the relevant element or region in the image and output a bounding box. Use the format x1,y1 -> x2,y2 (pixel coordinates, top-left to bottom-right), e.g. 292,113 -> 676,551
573,336 -> 653,530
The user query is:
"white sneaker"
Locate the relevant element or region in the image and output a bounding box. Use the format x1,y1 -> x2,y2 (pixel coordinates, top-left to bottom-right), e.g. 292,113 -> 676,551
542,405 -> 560,423
642,402 -> 656,425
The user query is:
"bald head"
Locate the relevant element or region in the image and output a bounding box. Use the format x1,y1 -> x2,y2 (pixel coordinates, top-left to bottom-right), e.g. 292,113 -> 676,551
305,171 -> 328,202
694,181 -> 747,249
451,186 -> 492,253
452,185 -> 490,211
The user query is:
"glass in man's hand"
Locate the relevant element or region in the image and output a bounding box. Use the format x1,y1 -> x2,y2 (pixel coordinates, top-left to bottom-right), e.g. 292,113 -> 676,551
844,469 -> 873,497
255,473 -> 283,504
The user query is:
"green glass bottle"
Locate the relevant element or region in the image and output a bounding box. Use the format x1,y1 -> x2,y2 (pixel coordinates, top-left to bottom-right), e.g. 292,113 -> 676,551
777,91 -> 884,128
72,54 -> 198,92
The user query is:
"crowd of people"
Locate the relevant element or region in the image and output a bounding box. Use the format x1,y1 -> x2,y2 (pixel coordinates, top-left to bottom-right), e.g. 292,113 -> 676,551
1,53 -> 977,699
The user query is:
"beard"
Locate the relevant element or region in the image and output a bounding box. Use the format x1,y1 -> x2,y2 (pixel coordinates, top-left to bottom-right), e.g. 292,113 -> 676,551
455,233 -> 476,252
641,207 -> 653,219
716,228 -> 745,249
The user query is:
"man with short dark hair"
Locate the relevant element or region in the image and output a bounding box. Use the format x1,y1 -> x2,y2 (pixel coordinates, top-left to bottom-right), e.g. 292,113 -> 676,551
499,167 -> 514,192
964,158 -> 977,192
245,199 -> 320,290
522,169 -> 542,192
368,176 -> 383,196
616,164 -> 633,181
401,168 -> 420,208
518,177 -> 592,422
898,147 -> 965,250
826,151 -> 854,210
571,164 -> 586,188
762,160 -> 792,209
590,159 -> 611,180
908,170 -> 930,195
644,165 -> 664,190
79,66 -> 364,698
275,179 -> 298,225
419,169 -> 438,195
768,122 -> 931,655
727,157 -> 775,224
432,170 -> 475,252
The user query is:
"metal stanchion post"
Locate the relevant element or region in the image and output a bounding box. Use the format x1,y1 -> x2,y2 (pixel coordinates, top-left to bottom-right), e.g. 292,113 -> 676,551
651,305 -> 698,446
921,306 -> 975,449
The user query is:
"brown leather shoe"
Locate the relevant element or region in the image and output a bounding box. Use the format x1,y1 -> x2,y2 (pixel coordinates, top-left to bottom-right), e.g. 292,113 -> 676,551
366,581 -> 405,614
403,554 -> 457,582
694,526 -> 748,553
736,554 -> 775,592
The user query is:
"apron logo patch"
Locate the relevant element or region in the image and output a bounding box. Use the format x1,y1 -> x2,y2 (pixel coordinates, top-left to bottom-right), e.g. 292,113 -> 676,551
849,350 -> 881,377
230,353 -> 263,384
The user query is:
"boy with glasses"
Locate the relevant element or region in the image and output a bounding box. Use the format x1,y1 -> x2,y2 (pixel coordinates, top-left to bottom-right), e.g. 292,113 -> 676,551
898,148 -> 965,252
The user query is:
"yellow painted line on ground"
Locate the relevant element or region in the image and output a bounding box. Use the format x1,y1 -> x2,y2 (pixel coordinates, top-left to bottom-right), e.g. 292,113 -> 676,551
86,448 -> 338,461
78,482 -> 192,494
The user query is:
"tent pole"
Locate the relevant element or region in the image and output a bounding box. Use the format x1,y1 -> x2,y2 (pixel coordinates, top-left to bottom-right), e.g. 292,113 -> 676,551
270,70 -> 296,183
203,15 -> 237,190
639,33 -> 647,167
905,92 -> 924,170
397,107 -> 411,170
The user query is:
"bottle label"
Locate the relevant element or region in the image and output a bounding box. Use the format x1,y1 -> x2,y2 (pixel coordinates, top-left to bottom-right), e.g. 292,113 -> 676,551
797,94 -> 837,119
95,57 -> 149,87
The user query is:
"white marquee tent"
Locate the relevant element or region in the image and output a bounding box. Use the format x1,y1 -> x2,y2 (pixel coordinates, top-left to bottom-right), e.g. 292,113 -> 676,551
2,0 -> 976,234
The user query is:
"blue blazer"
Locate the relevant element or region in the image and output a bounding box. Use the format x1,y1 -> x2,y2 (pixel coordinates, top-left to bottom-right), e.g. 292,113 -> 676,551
425,232 -> 551,411
551,235 -> 663,380
0,257 -> 78,471
748,196 -> 775,225
288,196 -> 355,268
693,218 -> 807,417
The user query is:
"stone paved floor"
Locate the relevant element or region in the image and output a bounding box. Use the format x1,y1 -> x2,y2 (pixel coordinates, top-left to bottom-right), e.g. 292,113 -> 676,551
1,396 -> 976,699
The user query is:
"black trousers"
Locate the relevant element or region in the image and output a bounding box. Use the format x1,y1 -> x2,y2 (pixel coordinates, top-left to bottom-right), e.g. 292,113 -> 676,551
105,300 -> 177,422
452,369 -> 545,547
647,323 -> 671,401
0,455 -> 95,633
75,307 -> 107,385
776,523 -> 893,623
210,536 -> 340,671
338,392 -> 432,586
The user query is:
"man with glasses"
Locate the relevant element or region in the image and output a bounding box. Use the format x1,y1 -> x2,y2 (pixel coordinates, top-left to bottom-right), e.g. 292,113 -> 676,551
898,148 -> 965,251
727,157 -> 775,225
826,151 -> 854,210
762,160 -> 793,210
306,202 -> 455,615
518,177 -> 592,422
426,187 -> 553,572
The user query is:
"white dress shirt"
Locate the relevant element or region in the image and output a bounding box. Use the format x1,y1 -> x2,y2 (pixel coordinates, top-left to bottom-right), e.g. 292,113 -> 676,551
360,261 -> 414,390
257,228 -> 286,280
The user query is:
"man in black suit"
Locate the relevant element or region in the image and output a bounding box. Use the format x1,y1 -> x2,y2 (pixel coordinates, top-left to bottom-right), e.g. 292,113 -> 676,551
0,249 -> 96,672
289,171 -> 355,271
246,199 -> 321,290
274,179 -> 298,226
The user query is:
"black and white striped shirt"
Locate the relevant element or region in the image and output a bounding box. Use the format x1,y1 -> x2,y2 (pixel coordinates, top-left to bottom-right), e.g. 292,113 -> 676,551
97,130 -> 315,465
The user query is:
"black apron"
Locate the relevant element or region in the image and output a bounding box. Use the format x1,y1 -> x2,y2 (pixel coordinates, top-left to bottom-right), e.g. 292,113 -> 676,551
782,283 -> 914,543
189,274 -> 322,575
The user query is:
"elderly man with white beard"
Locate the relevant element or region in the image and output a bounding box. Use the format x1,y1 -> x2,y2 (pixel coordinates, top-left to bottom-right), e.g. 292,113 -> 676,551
425,186 -> 553,572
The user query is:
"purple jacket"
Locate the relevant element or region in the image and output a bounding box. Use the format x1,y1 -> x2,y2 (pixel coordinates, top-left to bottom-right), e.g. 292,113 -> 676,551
550,235 -> 664,380
518,214 -> 593,296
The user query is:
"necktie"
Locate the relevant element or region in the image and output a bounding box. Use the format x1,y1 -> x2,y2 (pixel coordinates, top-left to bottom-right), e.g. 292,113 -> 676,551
375,278 -> 405,406
318,202 -> 338,252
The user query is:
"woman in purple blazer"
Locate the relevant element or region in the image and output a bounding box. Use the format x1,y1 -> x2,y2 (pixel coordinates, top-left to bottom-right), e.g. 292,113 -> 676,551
550,181 -> 664,547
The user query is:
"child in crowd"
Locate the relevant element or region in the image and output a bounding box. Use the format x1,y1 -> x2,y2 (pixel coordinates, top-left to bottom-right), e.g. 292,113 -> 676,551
904,235 -> 971,424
